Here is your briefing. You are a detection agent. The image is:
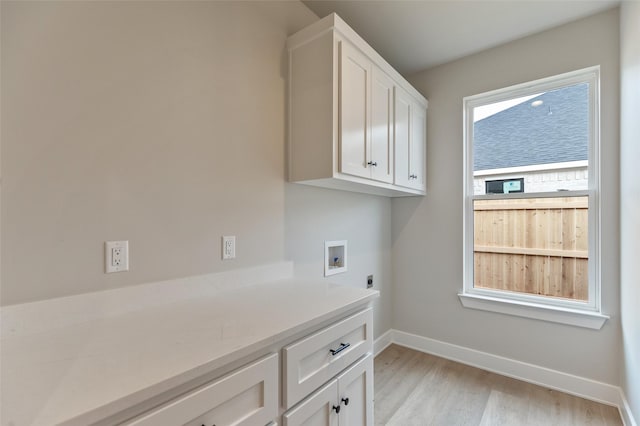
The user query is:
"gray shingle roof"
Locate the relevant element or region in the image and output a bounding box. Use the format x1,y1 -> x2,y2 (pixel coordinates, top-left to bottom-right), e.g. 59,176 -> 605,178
473,83 -> 588,171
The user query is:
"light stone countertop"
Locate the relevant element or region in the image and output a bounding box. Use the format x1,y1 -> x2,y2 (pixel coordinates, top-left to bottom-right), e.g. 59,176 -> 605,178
0,265 -> 378,426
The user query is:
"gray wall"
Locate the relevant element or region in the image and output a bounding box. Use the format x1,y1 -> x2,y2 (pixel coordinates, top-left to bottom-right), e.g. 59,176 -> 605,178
393,8 -> 620,384
620,1 -> 640,421
0,1 -> 393,336
285,184 -> 392,342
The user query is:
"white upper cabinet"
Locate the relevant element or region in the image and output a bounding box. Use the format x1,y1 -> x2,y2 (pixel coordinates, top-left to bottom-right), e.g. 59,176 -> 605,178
287,13 -> 427,197
394,86 -> 427,191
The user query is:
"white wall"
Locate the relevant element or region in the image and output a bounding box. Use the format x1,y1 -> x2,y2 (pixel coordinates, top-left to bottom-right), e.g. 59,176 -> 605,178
393,9 -> 620,384
0,1 -> 393,336
620,1 -> 640,422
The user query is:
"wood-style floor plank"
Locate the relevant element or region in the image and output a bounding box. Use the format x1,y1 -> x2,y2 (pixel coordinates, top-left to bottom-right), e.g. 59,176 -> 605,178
374,344 -> 623,426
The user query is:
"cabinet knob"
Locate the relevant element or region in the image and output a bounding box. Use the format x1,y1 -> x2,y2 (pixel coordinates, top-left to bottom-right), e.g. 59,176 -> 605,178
342,397 -> 350,406
333,405 -> 341,414
409,174 -> 418,179
367,161 -> 378,167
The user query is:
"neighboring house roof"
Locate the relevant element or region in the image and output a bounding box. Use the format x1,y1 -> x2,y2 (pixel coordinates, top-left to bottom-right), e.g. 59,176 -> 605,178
473,83 -> 588,171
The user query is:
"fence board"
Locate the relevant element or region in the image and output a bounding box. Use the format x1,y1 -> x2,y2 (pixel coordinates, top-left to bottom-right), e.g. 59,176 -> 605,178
474,198 -> 588,210
474,245 -> 588,259
474,196 -> 588,301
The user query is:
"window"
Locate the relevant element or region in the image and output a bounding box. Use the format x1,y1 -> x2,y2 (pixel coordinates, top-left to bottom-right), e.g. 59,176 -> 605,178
485,178 -> 524,194
459,67 -> 608,329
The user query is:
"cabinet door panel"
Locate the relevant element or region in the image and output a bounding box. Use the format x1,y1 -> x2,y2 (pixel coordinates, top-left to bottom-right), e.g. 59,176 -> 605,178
370,67 -> 394,183
283,380 -> 338,426
394,86 -> 412,189
394,86 -> 426,191
339,41 -> 370,179
410,104 -> 426,191
337,355 -> 373,426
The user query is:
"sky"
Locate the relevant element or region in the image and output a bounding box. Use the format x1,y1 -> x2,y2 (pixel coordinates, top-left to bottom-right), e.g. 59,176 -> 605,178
473,94 -> 541,122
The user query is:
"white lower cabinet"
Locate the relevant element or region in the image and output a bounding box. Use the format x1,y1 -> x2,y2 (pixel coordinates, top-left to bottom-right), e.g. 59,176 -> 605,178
283,380 -> 339,426
337,355 -> 373,426
124,354 -> 278,426
115,307 -> 374,426
283,308 -> 373,408
283,354 -> 373,426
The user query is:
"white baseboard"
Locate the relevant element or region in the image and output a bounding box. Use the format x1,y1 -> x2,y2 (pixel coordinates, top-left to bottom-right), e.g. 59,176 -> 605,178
375,329 -> 636,426
373,329 -> 393,356
620,392 -> 638,426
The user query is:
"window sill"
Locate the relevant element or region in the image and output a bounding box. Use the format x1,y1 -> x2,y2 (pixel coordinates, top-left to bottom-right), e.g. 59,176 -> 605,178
457,293 -> 609,329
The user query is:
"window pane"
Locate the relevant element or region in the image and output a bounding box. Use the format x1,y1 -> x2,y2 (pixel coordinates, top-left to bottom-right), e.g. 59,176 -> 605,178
472,83 -> 589,195
473,196 -> 588,301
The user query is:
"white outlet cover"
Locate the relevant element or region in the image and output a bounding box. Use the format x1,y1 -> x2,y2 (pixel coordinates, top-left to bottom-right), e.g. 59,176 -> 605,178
105,240 -> 129,273
222,236 -> 236,260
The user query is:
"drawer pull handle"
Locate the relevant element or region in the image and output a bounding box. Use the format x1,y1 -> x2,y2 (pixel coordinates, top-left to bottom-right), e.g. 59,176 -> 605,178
342,397 -> 350,406
367,161 -> 378,167
329,342 -> 350,356
333,405 -> 341,414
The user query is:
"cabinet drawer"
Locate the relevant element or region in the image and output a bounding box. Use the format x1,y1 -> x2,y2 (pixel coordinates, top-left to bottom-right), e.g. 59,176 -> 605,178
125,353 -> 278,426
283,308 -> 372,408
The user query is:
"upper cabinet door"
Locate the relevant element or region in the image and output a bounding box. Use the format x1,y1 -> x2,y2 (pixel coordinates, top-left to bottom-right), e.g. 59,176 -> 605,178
394,86 -> 426,191
410,103 -> 426,191
339,41 -> 371,179
370,67 -> 394,184
394,86 -> 412,189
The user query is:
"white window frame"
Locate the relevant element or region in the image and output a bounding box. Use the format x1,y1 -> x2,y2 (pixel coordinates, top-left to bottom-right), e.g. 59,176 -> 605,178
459,66 -> 609,329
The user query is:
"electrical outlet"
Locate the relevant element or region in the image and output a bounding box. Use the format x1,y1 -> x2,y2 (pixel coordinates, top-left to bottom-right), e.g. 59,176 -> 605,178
222,236 -> 236,260
367,275 -> 374,288
105,241 -> 129,273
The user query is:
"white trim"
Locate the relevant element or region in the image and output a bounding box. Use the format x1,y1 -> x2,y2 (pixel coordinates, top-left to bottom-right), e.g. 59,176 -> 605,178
464,66 -> 601,107
373,329 -> 394,357
380,329 -> 631,423
393,330 -> 620,406
458,293 -> 609,329
462,66 -> 602,316
620,392 -> 639,426
474,160 -> 588,177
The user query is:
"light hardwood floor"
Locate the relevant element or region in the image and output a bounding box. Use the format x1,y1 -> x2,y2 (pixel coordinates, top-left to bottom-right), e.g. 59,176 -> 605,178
374,344 -> 622,426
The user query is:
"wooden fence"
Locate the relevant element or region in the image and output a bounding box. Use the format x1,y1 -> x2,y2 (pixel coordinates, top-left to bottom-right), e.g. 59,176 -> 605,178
473,196 -> 588,301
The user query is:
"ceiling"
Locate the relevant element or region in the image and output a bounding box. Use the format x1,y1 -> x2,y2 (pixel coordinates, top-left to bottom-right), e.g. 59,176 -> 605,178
302,0 -> 620,75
